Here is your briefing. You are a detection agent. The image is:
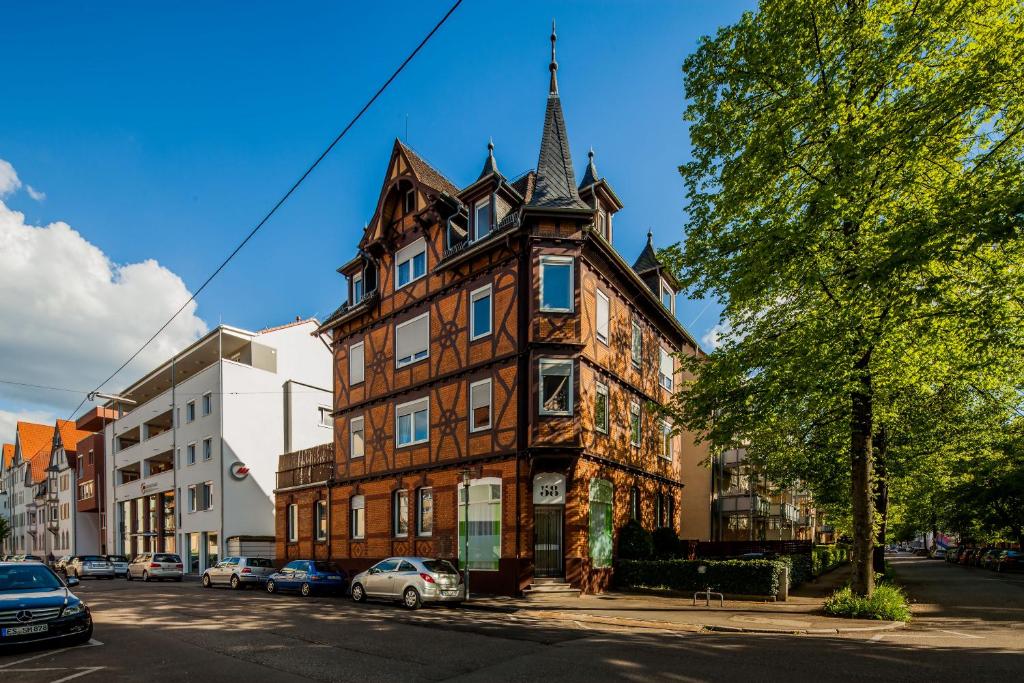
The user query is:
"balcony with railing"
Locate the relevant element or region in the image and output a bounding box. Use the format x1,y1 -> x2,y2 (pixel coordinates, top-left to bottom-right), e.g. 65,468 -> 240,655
719,493 -> 770,517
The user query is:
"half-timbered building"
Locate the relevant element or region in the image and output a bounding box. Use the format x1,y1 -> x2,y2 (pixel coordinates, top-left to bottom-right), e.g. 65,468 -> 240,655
276,28 -> 711,595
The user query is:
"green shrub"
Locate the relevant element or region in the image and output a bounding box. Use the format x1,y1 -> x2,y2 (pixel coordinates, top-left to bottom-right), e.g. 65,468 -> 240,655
823,584 -> 912,621
651,528 -> 684,559
617,521 -> 654,560
615,559 -> 786,597
781,553 -> 813,588
812,544 -> 851,576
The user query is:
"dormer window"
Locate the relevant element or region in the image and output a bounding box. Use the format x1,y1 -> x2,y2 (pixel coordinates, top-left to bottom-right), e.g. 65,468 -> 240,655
395,238 -> 427,289
404,188 -> 416,214
352,272 -> 364,303
474,199 -> 491,241
660,278 -> 675,314
597,210 -> 609,241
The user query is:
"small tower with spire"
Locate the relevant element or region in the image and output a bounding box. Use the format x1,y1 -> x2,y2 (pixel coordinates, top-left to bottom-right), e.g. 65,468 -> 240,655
578,146 -> 624,243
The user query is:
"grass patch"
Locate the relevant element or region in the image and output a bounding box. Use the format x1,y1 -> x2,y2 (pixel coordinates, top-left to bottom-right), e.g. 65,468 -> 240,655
824,584 -> 912,621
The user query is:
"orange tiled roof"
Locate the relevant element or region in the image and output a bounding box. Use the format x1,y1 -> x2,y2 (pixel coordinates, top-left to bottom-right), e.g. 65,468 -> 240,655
17,421 -> 55,483
56,419 -> 91,455
2,443 -> 13,469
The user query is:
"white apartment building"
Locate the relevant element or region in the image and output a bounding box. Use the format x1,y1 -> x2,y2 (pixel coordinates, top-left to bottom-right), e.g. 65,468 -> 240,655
103,320 -> 331,573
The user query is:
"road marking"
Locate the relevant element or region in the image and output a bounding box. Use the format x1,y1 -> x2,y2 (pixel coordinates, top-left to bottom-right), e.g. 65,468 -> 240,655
938,629 -> 983,639
0,637 -> 103,668
50,666 -> 106,683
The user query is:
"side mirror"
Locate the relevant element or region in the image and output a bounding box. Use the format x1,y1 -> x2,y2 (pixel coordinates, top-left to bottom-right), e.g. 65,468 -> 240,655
66,577 -> 80,587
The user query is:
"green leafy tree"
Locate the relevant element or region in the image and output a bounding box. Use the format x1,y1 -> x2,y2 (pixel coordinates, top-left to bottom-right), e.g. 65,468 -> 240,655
663,0 -> 1024,596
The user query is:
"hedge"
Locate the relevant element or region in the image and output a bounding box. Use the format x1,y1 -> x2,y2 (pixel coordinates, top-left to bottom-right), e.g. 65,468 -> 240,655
779,554 -> 814,588
812,545 -> 850,576
615,559 -> 786,597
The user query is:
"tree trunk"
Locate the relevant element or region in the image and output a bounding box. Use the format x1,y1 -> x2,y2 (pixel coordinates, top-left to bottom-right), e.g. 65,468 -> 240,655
850,356 -> 875,597
872,424 -> 888,575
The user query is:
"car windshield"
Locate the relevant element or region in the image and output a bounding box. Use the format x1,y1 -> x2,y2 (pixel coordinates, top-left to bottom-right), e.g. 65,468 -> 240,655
313,562 -> 341,573
81,556 -> 106,562
423,560 -> 459,575
107,556 -> 128,563
154,554 -> 180,563
0,564 -> 64,592
247,558 -> 273,568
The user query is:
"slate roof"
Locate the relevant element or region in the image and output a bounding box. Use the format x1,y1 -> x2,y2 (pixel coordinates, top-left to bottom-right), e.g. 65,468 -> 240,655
632,233 -> 662,275
478,140 -> 499,180
579,148 -> 599,189
511,171 -> 535,203
528,92 -> 589,211
396,141 -> 460,196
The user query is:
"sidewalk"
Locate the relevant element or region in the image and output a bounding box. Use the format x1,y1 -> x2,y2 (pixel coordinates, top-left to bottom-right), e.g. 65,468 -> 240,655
463,569 -> 905,635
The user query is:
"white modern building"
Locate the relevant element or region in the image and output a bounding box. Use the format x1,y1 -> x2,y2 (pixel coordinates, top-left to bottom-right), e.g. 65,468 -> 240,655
102,319 -> 331,573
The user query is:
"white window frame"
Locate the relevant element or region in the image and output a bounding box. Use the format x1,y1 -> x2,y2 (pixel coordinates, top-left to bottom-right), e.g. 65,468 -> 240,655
352,272 -> 363,303
188,485 -> 197,513
539,255 -> 574,313
630,401 -> 641,447
470,284 -> 492,341
659,346 -> 674,392
469,378 -> 492,432
186,442 -> 196,466
287,503 -> 298,542
660,278 -> 676,314
350,495 -> 365,540
395,312 -> 430,369
631,319 -> 642,367
394,237 -> 427,290
314,500 -> 328,541
395,397 -> 430,448
349,416 -> 365,459
595,289 -> 610,345
202,437 -> 213,462
417,487 -> 433,537
202,481 -> 214,510
202,392 -> 212,416
659,419 -> 673,461
318,406 -> 332,427
349,341 -> 364,385
393,489 -> 409,538
595,382 -> 609,434
474,198 -> 491,241
539,358 -> 574,416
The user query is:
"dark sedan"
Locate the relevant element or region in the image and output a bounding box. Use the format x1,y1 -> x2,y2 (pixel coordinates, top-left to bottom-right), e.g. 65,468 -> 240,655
0,562 -> 92,648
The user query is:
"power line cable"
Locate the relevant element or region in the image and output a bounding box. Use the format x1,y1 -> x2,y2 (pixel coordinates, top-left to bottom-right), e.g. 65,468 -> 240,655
63,0 -> 464,422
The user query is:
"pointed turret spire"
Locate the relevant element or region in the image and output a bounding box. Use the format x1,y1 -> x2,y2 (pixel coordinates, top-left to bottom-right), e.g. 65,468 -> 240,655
478,137 -> 499,179
580,147 -> 599,188
549,20 -> 559,95
528,22 -> 589,211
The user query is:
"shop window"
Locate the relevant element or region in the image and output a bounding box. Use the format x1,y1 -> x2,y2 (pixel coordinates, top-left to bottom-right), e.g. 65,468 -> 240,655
589,479 -> 613,568
458,478 -> 501,570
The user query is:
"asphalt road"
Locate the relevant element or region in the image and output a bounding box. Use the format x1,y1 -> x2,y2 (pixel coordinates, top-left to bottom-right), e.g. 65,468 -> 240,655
0,557 -> 1021,682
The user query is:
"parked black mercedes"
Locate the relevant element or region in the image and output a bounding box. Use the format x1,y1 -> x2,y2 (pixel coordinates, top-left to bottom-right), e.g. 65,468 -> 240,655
0,561 -> 92,648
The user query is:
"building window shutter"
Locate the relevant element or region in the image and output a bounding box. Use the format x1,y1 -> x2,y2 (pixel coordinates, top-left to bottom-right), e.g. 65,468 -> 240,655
395,313 -> 430,368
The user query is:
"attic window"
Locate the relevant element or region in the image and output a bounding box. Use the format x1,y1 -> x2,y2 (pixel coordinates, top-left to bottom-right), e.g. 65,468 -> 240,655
597,211 -> 609,241
352,272 -> 364,303
474,199 -> 491,241
660,278 -> 675,314
404,189 -> 416,214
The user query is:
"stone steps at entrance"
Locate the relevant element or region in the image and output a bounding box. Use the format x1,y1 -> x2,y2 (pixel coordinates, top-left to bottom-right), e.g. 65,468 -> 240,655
523,580 -> 581,601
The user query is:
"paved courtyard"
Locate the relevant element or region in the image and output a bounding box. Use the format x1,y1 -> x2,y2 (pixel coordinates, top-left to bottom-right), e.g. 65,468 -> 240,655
0,557 -> 1021,682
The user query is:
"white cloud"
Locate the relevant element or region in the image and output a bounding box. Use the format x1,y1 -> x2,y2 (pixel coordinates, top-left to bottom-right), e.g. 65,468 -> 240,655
702,320 -> 733,351
0,408 -> 56,447
0,159 -> 208,438
0,159 -> 21,197
25,185 -> 45,202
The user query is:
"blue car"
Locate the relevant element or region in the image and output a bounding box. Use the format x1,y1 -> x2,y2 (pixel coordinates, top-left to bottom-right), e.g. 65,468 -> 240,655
0,561 -> 92,648
263,560 -> 347,597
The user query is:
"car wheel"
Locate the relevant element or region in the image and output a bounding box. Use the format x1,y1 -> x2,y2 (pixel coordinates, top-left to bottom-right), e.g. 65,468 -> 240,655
300,582 -> 312,597
403,587 -> 422,610
126,571 -> 133,581
266,580 -> 277,594
231,575 -> 240,590
202,574 -> 212,588
351,583 -> 365,603
143,571 -> 150,582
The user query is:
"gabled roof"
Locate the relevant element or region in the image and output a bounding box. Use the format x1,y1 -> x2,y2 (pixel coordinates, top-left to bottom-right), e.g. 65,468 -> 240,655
2,443 -> 13,469
17,421 -> 55,483
527,25 -> 589,212
396,140 -> 460,196
55,419 -> 91,456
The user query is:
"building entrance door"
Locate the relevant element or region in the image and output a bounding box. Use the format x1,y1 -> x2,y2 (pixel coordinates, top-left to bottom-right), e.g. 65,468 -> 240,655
534,506 -> 563,577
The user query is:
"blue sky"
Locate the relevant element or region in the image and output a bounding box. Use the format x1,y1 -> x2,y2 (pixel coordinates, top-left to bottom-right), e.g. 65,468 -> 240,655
0,0 -> 755,428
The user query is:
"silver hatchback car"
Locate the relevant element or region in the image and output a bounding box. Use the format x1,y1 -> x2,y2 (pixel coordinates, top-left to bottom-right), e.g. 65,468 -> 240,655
127,553 -> 184,582
351,557 -> 463,609
65,555 -> 115,579
201,556 -> 276,589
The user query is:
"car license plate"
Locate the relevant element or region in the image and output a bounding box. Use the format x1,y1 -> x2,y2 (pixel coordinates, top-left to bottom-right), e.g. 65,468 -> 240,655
442,590 -> 459,597
2,624 -> 48,637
